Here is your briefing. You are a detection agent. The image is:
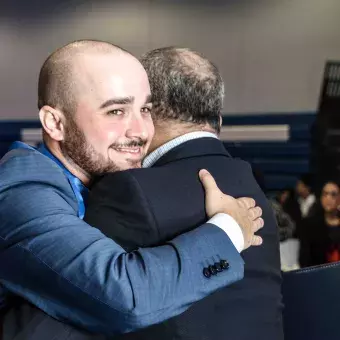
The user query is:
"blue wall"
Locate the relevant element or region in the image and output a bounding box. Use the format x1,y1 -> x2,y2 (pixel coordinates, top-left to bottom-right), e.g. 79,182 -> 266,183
0,120 -> 41,158
0,112 -> 316,192
223,112 -> 316,192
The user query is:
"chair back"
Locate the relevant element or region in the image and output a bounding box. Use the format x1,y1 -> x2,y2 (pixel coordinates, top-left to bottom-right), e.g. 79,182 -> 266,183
282,262 -> 340,340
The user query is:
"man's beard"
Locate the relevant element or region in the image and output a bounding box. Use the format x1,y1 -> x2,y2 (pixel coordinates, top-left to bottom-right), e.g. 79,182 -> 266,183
60,116 -> 145,177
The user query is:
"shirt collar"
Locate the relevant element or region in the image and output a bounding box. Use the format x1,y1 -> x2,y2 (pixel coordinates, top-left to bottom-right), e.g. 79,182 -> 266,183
143,131 -> 218,168
298,194 -> 316,205
9,141 -> 88,218
39,144 -> 89,218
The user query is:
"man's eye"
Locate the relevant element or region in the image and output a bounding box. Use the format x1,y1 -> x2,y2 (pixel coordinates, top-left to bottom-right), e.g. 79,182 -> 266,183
107,109 -> 124,116
141,107 -> 152,114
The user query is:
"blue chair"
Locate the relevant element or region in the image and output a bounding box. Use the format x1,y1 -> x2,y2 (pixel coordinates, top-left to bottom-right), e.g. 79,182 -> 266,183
282,262 -> 340,340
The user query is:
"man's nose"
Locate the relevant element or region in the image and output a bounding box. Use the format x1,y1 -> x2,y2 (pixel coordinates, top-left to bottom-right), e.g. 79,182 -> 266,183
126,115 -> 148,139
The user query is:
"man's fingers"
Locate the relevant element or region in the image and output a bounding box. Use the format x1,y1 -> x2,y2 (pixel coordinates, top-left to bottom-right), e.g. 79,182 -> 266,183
248,206 -> 263,220
252,218 -> 264,233
251,235 -> 263,246
199,169 -> 219,193
237,197 -> 256,209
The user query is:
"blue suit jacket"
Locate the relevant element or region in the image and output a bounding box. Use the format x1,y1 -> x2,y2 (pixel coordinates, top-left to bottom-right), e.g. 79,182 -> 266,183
85,137 -> 284,340
0,144 -> 244,336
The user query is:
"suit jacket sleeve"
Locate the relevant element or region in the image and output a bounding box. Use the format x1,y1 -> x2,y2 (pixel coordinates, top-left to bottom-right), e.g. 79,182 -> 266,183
0,149 -> 244,336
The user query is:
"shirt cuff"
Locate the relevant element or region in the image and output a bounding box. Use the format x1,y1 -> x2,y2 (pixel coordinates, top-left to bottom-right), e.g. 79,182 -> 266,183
208,213 -> 244,252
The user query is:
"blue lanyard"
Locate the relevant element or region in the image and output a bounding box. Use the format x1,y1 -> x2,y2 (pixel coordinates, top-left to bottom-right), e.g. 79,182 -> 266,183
9,141 -> 88,219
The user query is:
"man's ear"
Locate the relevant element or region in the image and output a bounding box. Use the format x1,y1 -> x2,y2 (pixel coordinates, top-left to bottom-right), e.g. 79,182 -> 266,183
39,106 -> 66,141
219,115 -> 223,129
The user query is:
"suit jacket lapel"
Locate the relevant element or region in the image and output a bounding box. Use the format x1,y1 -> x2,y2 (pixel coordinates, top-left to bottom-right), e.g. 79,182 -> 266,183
153,137 -> 231,167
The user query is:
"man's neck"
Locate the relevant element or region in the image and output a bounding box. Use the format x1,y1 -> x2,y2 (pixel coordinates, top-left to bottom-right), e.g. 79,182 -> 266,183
301,193 -> 313,201
325,211 -> 340,226
148,122 -> 216,154
143,129 -> 218,168
44,140 -> 91,186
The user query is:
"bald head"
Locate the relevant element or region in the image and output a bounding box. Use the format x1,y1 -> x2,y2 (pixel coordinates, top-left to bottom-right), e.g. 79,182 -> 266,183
38,39 -> 153,183
141,47 -> 224,133
38,40 -> 131,115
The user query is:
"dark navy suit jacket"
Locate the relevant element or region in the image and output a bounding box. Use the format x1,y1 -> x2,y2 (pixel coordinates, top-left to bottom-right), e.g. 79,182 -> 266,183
85,137 -> 284,340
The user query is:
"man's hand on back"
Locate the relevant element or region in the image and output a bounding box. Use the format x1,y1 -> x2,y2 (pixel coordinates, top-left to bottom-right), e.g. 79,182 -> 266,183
199,169 -> 264,251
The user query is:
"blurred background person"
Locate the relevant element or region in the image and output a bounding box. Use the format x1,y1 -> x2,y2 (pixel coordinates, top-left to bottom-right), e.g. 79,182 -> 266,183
271,200 -> 295,243
299,180 -> 340,267
271,189 -> 297,271
296,173 -> 317,219
278,187 -> 301,236
252,168 -> 297,270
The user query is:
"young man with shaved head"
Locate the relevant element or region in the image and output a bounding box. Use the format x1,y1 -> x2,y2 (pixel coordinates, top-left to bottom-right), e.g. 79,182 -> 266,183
0,40 -> 263,339
85,47 -> 283,340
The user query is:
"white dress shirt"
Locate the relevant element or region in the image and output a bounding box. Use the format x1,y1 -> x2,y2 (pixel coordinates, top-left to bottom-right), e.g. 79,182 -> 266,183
143,132 -> 244,252
298,194 -> 316,218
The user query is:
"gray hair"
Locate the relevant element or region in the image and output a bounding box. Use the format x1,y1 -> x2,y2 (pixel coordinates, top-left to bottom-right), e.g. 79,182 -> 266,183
140,47 -> 224,133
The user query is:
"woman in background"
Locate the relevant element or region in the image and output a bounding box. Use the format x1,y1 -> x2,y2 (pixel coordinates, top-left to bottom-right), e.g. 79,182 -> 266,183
299,180 -> 340,267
